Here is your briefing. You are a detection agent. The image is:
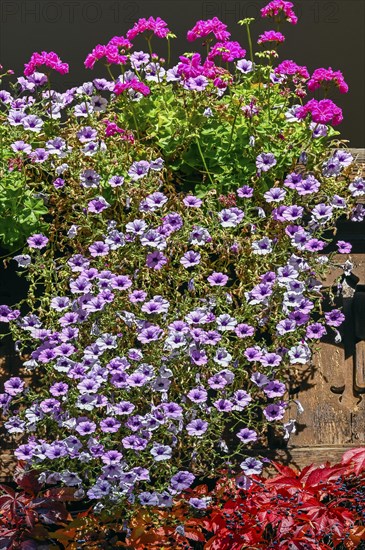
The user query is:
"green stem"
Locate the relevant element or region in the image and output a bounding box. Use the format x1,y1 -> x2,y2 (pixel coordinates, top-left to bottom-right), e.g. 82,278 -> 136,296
106,64 -> 115,81
129,101 -> 141,141
245,23 -> 254,62
167,36 -> 171,67
227,98 -> 243,152
196,138 -> 215,187
146,36 -> 153,57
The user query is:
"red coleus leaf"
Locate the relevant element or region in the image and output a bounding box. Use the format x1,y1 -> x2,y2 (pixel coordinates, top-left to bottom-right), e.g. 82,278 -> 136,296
184,528 -> 206,542
341,447 -> 365,475
303,465 -> 348,489
265,475 -> 303,491
0,484 -> 16,498
270,461 -> 299,478
14,470 -> 43,495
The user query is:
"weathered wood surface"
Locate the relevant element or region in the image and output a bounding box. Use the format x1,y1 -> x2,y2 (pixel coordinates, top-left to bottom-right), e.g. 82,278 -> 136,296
0,149 -> 364,479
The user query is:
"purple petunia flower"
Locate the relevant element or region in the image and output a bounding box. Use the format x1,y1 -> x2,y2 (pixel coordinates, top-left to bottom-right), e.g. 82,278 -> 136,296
128,160 -> 150,180
88,241 -> 110,257
235,324 -> 255,338
75,420 -> 96,435
187,387 -> 208,403
122,435 -> 148,451
256,152 -> 276,172
337,240 -> 352,254
27,233 -> 49,249
213,398 -> 233,412
150,443 -> 172,461
180,250 -> 201,268
137,324 -> 163,344
306,323 -> 326,339
4,377 -> 24,396
0,305 -> 20,323
263,403 -> 286,421
183,195 -> 202,208
146,251 -> 168,270
263,380 -> 286,398
325,309 -> 345,327
189,497 -> 210,509
240,457 -> 263,475
87,196 -> 110,213
236,428 -> 258,443
207,272 -> 228,286
170,471 -> 195,492
80,169 -> 100,188
100,417 -> 121,433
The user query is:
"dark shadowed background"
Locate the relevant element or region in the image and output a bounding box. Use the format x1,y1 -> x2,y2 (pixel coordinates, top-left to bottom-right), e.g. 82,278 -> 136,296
0,0 -> 364,145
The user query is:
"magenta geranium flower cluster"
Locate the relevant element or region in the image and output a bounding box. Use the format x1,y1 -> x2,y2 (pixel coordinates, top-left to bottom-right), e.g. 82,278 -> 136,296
0,0 -> 363,515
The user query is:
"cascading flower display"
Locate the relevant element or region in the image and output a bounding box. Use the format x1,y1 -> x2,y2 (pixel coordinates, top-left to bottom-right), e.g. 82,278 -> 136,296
0,0 -> 363,520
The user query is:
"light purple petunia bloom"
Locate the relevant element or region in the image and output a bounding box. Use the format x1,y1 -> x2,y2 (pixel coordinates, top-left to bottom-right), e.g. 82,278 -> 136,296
251,237 -> 273,255
325,309 -> 345,327
236,185 -> 254,198
75,420 -> 97,435
146,251 -> 168,270
183,195 -> 202,208
207,272 -> 228,286
128,160 -> 150,180
170,471 -> 195,492
236,428 -> 258,443
0,305 -> 20,323
264,187 -> 286,203
240,457 -> 263,475
100,417 -> 121,433
189,497 -> 209,509
232,390 -> 252,410
88,241 -> 110,257
150,443 -> 172,461
4,377 -> 24,396
143,192 -> 168,211
137,324 -> 163,344
139,492 -> 159,506
260,352 -> 282,367
256,152 -> 276,172
296,175 -> 320,195
27,234 -> 49,249
235,323 -> 255,338
263,380 -> 286,398
213,398 -> 233,412
187,387 -> 208,403
13,254 -> 31,268
263,403 -> 286,421
22,114 -> 44,132
337,240 -> 352,254
80,169 -> 100,188
87,197 -> 110,213
122,435 -> 148,451
77,126 -> 98,142
180,250 -> 201,268
108,175 -> 124,187
306,323 -> 326,339
11,140 -> 32,154
236,58 -> 253,73
216,313 -> 237,331
349,177 -> 365,197
111,275 -> 132,290
129,289 -> 147,303
218,208 -> 244,227
14,444 -> 35,461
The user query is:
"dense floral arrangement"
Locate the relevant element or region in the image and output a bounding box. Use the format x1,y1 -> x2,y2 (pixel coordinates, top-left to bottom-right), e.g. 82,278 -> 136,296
0,0 -> 364,524
1,448 -> 365,549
